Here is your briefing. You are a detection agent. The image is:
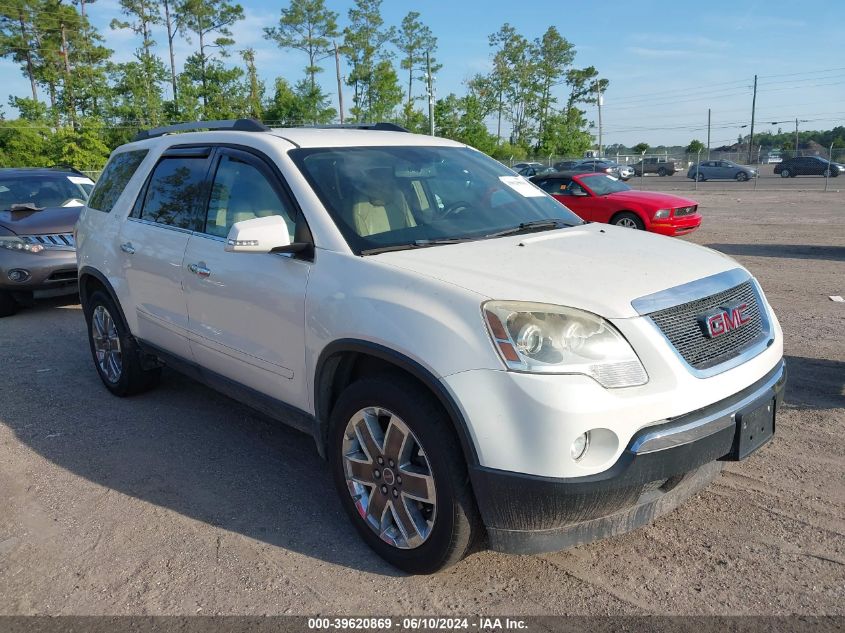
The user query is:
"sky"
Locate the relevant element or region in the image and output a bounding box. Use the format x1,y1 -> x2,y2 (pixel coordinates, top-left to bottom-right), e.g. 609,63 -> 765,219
1,0 -> 844,147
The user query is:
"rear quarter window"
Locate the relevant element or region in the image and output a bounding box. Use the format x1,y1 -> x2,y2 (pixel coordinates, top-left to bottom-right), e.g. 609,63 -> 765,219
88,149 -> 149,213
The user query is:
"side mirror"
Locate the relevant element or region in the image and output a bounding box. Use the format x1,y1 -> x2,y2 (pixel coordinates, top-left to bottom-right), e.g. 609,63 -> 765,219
225,215 -> 291,254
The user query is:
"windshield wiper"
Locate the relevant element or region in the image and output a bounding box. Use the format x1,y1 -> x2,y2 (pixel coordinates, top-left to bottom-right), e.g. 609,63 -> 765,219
484,218 -> 576,238
9,203 -> 44,212
360,237 -> 474,256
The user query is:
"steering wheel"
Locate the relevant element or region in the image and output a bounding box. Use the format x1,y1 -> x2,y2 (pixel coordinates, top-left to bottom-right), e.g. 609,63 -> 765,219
437,200 -> 472,220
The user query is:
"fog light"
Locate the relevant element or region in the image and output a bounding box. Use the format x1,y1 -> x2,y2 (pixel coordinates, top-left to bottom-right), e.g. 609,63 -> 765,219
7,269 -> 30,283
571,432 -> 591,461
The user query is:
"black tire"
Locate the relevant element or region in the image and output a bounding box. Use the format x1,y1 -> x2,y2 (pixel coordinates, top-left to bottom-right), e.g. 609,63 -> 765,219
329,375 -> 480,574
83,289 -> 161,396
696,172 -> 706,182
657,167 -> 667,176
0,290 -> 18,318
736,171 -> 749,182
779,168 -> 790,178
611,212 -> 645,230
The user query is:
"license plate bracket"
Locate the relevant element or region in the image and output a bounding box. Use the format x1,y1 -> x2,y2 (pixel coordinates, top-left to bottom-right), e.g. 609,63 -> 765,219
728,398 -> 776,460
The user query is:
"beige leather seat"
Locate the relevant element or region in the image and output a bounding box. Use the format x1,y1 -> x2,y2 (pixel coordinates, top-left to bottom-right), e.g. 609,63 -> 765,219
351,187 -> 416,236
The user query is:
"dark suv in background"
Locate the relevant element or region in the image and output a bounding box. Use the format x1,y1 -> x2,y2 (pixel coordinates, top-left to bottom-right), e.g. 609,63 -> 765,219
0,167 -> 94,316
774,156 -> 843,178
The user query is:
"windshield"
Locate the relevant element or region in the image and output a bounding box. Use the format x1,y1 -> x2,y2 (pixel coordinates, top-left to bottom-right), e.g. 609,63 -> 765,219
579,174 -> 631,195
291,146 -> 583,254
0,173 -> 91,211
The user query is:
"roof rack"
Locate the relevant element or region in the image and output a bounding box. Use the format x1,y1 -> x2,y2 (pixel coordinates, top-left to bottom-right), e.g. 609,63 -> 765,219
133,118 -> 269,142
297,122 -> 410,133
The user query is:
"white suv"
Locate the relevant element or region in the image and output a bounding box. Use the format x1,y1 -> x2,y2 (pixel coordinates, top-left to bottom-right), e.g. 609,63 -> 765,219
76,120 -> 786,573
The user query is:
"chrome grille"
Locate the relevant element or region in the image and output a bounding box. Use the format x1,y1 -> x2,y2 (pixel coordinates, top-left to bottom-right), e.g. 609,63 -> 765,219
674,205 -> 697,217
647,281 -> 765,370
20,233 -> 75,250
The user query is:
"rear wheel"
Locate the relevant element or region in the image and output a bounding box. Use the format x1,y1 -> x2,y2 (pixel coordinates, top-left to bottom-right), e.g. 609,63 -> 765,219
612,212 -> 645,230
84,290 -> 161,396
0,290 -> 18,318
329,375 -> 479,574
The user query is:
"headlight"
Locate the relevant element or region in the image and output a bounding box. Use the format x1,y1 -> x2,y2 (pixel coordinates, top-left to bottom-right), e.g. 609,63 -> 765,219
653,209 -> 671,219
0,236 -> 44,254
483,301 -> 648,388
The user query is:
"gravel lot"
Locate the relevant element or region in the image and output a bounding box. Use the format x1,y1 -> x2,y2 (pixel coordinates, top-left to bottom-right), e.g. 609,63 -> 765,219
0,190 -> 843,616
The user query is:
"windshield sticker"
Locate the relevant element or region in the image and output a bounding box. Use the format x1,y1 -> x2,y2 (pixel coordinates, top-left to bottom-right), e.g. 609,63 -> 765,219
67,175 -> 95,185
499,176 -> 545,197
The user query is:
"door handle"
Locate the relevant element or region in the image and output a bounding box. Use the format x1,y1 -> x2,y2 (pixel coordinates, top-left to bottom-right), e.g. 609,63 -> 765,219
188,263 -> 211,278
120,242 -> 135,254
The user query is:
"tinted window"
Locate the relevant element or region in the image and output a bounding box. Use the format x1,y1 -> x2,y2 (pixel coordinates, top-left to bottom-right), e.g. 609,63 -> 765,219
0,173 -> 90,211
138,157 -> 208,230
534,178 -> 569,194
88,150 -> 148,213
205,154 -> 297,240
579,174 -> 631,195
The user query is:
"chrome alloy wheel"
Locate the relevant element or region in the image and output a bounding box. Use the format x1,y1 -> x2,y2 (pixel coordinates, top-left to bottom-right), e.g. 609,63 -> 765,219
91,305 -> 122,383
342,407 -> 437,549
616,217 -> 638,228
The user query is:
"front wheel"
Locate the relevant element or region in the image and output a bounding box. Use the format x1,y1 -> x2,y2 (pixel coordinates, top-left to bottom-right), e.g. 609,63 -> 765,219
329,376 -> 480,574
84,290 -> 161,396
736,171 -> 749,182
612,212 -> 645,230
657,167 -> 667,176
0,290 -> 18,318
696,173 -> 706,182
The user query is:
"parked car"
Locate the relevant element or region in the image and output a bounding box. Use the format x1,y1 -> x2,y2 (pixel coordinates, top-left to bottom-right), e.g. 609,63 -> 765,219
557,159 -> 634,181
77,119 -> 785,574
553,159 -> 580,171
511,161 -> 544,171
632,157 -> 678,177
531,172 -> 701,236
774,156 -> 844,178
516,165 -> 555,178
0,167 -> 95,317
687,160 -> 757,181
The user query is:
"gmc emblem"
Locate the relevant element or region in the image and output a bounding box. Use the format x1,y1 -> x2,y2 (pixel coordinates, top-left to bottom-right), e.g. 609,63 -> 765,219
699,303 -> 750,338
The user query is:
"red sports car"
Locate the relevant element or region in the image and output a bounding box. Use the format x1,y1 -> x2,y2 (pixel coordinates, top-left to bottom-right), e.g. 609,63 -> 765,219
530,172 -> 701,236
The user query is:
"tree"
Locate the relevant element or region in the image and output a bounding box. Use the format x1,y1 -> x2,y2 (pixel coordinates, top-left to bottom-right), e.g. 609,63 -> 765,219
342,0 -> 395,122
263,0 -> 338,124
241,48 -> 263,119
179,0 -> 244,114
110,0 -> 167,125
179,54 -> 247,119
263,77 -> 307,125
532,27 -> 574,143
0,0 -> 40,101
488,24 -> 535,148
392,11 -> 438,126
632,142 -> 650,154
686,139 -> 705,154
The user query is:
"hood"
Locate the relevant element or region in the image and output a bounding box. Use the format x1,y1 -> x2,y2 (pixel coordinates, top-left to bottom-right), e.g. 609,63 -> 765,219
376,223 -> 739,319
0,205 -> 82,235
605,190 -> 698,208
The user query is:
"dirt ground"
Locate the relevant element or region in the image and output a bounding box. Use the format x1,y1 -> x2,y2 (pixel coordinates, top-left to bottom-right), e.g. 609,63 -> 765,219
0,190 -> 843,616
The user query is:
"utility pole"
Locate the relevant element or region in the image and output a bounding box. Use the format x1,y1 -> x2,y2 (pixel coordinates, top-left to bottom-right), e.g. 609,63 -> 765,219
426,50 -> 435,136
706,108 -> 711,159
334,41 -> 344,124
595,81 -> 603,157
747,74 -> 757,165
795,118 -> 799,156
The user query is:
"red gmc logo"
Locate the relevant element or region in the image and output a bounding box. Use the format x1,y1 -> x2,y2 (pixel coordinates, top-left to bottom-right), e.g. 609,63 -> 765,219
700,303 -> 750,338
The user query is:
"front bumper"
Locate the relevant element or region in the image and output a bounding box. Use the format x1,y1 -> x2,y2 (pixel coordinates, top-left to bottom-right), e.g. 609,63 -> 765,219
0,248 -> 78,297
470,359 -> 786,554
650,214 -> 702,236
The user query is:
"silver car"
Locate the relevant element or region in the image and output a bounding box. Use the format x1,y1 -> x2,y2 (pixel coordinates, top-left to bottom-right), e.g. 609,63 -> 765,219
687,160 -> 757,182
